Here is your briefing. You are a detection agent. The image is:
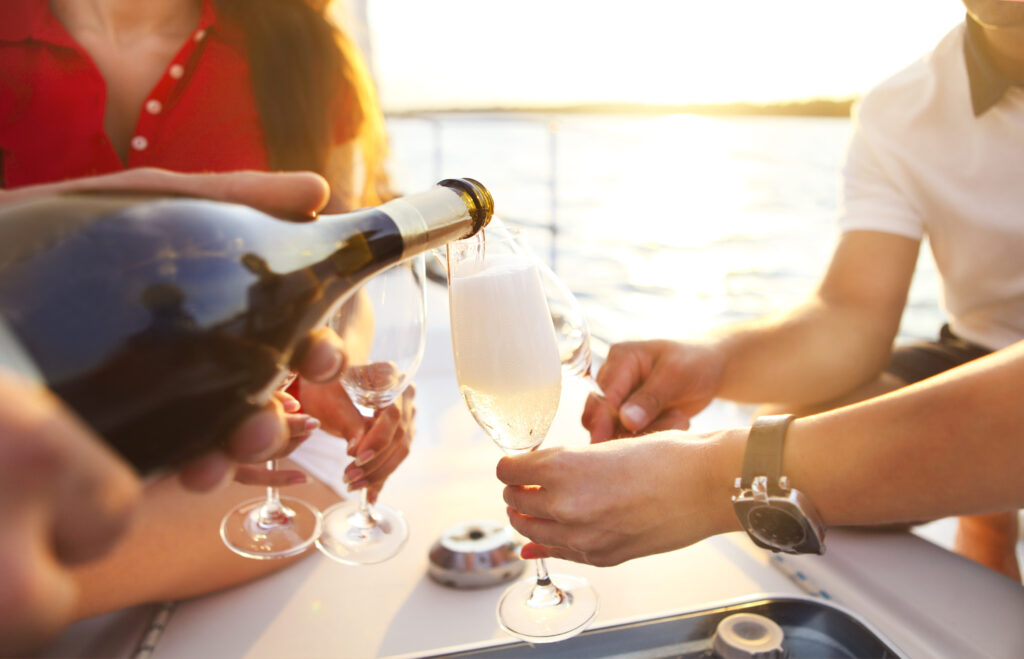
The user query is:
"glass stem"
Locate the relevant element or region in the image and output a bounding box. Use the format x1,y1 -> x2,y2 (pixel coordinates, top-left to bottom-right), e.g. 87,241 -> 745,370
359,486 -> 372,516
526,558 -> 567,608
258,460 -> 290,528
583,369 -> 606,399
346,482 -> 378,530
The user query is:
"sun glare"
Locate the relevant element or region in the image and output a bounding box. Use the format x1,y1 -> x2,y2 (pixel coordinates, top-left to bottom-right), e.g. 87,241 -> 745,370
366,0 -> 965,110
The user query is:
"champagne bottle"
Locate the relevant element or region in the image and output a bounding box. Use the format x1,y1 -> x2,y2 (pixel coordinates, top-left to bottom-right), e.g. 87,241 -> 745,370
0,178 -> 493,474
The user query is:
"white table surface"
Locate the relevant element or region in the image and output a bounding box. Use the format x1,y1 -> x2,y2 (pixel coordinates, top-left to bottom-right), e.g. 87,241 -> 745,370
41,283 -> 1024,658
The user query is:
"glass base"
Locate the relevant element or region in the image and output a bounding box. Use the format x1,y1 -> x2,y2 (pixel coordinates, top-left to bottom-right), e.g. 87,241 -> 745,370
316,499 -> 409,565
497,573 -> 598,643
220,496 -> 322,560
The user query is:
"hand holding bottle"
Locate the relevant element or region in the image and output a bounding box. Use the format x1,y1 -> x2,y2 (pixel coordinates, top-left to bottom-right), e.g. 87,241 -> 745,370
581,339 -> 726,442
0,177 -> 492,476
0,168 -> 332,219
0,370 -> 140,655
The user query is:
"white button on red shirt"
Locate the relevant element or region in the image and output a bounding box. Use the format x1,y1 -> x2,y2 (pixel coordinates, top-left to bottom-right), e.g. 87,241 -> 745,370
130,136 -> 149,151
145,99 -> 162,115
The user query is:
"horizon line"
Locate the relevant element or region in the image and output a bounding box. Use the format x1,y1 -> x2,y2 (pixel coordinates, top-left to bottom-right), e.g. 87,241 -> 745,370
383,96 -> 858,118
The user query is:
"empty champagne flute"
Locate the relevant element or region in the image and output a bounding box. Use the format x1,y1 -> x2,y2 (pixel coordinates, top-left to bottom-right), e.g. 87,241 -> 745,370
316,254 -> 426,565
220,370 -> 323,559
448,231 -> 598,643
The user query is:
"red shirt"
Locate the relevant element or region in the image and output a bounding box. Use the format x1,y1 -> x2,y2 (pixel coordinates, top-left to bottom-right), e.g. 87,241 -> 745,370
1,0 -> 276,187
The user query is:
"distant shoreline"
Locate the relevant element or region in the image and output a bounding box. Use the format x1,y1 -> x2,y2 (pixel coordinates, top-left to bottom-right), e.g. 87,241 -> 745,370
385,97 -> 856,118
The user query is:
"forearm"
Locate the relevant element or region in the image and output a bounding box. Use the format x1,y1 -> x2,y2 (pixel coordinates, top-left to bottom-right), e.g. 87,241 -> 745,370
711,296 -> 896,405
70,460 -> 341,621
783,341 -> 1024,525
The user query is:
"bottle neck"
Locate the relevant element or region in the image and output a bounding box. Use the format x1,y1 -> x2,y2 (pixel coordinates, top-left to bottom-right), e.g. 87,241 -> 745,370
344,186 -> 479,260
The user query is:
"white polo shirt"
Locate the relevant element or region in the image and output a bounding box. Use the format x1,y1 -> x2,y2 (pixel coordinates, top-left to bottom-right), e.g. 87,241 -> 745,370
838,20 -> 1024,351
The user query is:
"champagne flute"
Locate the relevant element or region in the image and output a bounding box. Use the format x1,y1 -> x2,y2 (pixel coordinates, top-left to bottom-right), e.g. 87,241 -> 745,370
501,228 -> 605,394
448,231 -> 598,643
316,255 -> 426,565
220,370 -> 323,559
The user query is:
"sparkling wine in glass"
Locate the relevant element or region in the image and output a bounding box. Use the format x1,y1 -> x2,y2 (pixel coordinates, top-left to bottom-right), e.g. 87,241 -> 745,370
220,370 -> 324,560
448,232 -> 598,643
497,226 -> 605,394
315,254 -> 426,565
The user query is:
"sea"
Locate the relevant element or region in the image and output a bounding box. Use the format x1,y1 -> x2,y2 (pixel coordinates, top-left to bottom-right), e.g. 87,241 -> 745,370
386,111 -> 958,549
386,112 -> 944,356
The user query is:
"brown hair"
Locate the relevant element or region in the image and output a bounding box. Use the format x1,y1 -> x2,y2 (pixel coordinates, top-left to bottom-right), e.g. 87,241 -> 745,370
215,0 -> 391,204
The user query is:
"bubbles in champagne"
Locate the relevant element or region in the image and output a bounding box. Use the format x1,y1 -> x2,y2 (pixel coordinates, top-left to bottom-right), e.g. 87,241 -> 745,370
449,253 -> 562,451
460,384 -> 560,454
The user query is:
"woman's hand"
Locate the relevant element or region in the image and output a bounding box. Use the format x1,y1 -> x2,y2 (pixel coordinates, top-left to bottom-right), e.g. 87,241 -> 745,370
345,386 -> 416,503
497,430 -> 740,567
231,390 -> 322,487
299,377 -> 417,503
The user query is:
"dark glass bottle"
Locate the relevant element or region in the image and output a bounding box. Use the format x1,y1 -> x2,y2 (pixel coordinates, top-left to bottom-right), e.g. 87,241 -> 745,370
0,178 -> 493,474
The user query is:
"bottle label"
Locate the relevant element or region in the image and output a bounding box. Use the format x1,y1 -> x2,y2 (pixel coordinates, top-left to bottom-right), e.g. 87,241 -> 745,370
379,187 -> 471,256
0,317 -> 44,383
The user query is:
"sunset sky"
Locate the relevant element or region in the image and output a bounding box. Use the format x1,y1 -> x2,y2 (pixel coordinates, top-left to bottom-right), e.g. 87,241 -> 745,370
361,0 -> 967,111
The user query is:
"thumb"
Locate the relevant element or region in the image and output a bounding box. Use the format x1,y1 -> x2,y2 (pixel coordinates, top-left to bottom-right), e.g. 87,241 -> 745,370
618,362 -> 684,433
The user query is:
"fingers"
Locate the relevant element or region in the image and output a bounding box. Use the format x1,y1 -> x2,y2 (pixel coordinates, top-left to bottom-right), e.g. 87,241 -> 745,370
505,509 -> 619,567
56,168 -> 331,218
495,448 -> 560,487
295,326 -> 347,384
502,484 -> 552,519
211,170 -> 331,218
298,377 -> 366,440
177,451 -> 235,492
0,373 -> 140,565
644,409 -> 693,433
581,392 -> 626,442
222,404 -> 289,464
592,342 -> 650,409
343,387 -> 416,495
343,405 -> 410,491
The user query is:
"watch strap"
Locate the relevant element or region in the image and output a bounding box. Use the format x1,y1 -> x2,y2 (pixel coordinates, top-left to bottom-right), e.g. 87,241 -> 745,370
740,414 -> 796,491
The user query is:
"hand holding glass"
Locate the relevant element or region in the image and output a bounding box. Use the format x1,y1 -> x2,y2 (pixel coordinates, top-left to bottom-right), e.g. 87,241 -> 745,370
316,255 -> 426,565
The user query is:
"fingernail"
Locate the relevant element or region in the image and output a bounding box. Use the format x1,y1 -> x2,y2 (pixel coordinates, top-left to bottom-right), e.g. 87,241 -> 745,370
282,396 -> 301,413
343,468 -> 364,484
520,545 -> 538,560
620,403 -> 647,429
346,479 -> 368,492
287,472 -> 309,484
304,417 -> 321,432
355,450 -> 375,466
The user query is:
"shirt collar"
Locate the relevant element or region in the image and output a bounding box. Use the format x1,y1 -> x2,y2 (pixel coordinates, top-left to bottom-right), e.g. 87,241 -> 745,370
0,0 -> 221,47
963,13 -> 1020,116
0,0 -> 77,46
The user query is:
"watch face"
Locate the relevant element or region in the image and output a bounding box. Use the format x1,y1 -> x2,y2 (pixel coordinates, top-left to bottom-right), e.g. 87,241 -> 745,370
747,505 -> 807,548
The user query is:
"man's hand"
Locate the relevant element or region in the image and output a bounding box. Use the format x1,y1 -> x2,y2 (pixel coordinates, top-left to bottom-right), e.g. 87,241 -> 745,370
0,372 -> 141,654
582,340 -> 725,442
0,168 -> 331,218
497,430 -> 738,567
177,326 -> 347,490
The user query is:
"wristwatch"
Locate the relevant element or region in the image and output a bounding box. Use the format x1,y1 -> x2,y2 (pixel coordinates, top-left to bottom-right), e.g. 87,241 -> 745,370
732,414 -> 825,554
